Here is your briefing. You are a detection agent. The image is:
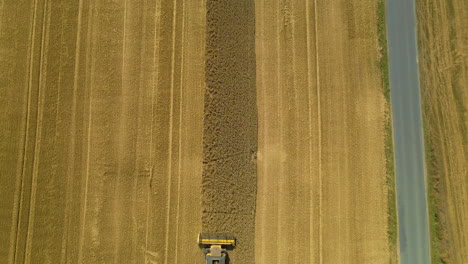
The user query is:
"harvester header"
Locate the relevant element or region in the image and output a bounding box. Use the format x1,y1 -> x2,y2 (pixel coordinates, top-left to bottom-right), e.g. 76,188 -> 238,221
198,233 -> 236,247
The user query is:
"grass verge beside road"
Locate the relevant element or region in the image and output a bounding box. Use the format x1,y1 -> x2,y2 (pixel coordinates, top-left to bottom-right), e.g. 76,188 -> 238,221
377,0 -> 398,263
422,114 -> 443,264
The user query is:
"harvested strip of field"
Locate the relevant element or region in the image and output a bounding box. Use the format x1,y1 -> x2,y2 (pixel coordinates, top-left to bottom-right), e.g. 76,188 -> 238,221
202,0 -> 257,263
255,0 -> 391,263
417,0 -> 467,262
0,0 -> 205,263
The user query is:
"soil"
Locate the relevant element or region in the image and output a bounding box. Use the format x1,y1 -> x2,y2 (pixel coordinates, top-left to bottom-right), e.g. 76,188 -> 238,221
203,1 -> 257,263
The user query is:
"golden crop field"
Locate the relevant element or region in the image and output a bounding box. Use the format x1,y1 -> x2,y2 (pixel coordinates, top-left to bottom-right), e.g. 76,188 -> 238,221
0,1 -> 393,263
417,0 -> 467,262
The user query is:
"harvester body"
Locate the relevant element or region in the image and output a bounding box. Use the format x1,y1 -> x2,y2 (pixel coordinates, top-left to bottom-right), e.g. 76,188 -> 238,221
198,233 -> 236,264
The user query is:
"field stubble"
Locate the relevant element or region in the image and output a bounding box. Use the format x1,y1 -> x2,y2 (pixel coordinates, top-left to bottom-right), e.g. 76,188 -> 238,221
255,0 -> 392,263
0,0 -> 206,263
417,0 -> 467,262
0,1 -> 399,263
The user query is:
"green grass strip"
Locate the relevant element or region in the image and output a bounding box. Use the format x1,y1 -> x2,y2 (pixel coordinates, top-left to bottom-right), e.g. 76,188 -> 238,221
422,114 -> 444,264
377,0 -> 398,262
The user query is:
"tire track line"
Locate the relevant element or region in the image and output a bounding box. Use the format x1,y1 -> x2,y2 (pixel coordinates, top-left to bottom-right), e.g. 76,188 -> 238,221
56,3 -> 70,262
173,0 -> 185,262
312,0 -> 323,263
61,1 -> 84,262
289,2 -> 302,262
10,0 -> 40,262
145,0 -> 162,255
304,0 -> 316,262
134,1 -> 148,261
275,1 -> 284,263
113,1 -> 128,261
24,1 -> 50,262
163,1 -> 178,263
54,2 -> 66,141
77,2 -> 95,261
255,0 -> 267,261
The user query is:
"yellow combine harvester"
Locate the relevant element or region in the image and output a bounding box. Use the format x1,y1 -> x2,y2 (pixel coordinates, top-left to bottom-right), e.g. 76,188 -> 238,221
198,233 -> 236,264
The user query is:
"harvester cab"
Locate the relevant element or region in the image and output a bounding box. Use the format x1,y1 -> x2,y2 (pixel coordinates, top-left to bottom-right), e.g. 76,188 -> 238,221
198,233 -> 236,264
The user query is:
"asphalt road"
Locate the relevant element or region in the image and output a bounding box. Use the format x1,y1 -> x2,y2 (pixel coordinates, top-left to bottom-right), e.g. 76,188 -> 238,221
386,0 -> 431,263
